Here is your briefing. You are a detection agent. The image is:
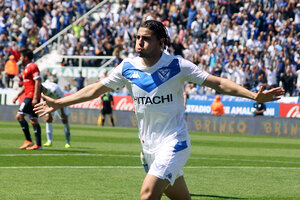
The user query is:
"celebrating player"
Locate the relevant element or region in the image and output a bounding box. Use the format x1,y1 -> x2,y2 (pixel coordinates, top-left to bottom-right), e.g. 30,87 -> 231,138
34,20 -> 284,199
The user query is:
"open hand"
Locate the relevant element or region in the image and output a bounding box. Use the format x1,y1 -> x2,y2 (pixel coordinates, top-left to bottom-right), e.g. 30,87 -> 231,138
254,86 -> 285,103
33,93 -> 60,117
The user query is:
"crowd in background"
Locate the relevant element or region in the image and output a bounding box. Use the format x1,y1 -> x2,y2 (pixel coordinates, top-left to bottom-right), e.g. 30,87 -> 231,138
0,0 -> 300,96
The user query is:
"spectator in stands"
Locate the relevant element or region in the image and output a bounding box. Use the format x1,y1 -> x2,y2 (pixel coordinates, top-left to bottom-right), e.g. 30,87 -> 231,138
211,95 -> 225,115
64,84 -> 72,93
185,82 -> 198,95
1,0 -> 299,96
39,22 -> 49,53
276,55 -> 285,85
280,66 -> 296,96
4,55 -> 18,88
266,65 -> 278,89
296,63 -> 300,96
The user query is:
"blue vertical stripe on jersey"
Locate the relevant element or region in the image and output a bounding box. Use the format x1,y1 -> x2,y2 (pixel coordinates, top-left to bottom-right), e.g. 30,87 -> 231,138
122,59 -> 180,93
173,141 -> 188,152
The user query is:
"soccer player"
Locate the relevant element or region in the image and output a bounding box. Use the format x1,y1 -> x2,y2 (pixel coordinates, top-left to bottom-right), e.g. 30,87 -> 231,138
13,49 -> 42,150
34,20 -> 285,199
99,91 -> 115,126
40,80 -> 71,148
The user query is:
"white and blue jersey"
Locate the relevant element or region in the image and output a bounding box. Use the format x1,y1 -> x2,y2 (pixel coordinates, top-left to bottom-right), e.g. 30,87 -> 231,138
101,52 -> 209,153
42,80 -> 70,116
42,80 -> 65,100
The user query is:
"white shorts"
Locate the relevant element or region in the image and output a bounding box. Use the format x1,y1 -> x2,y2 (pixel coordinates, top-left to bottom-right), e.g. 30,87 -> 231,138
140,139 -> 191,186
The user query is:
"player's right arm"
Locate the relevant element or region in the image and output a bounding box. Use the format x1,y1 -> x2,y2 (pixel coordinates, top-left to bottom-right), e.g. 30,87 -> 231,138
34,81 -> 111,117
12,87 -> 25,104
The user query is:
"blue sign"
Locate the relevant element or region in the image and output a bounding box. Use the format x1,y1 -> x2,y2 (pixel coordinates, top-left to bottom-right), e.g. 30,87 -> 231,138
186,95 -> 280,117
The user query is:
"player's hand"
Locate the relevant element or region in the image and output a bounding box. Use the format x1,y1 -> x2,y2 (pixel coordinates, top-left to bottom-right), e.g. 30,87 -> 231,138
33,93 -> 59,117
32,98 -> 38,106
12,96 -> 18,104
254,86 -> 285,103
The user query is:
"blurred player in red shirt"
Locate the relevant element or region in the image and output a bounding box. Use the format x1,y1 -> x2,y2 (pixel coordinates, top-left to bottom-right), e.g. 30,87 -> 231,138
13,49 -> 42,150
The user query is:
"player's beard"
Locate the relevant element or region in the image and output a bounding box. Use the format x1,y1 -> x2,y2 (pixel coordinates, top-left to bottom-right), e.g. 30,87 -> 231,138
137,51 -> 146,58
137,49 -> 158,58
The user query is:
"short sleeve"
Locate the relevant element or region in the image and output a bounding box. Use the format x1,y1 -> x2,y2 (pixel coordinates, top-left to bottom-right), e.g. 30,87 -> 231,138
101,63 -> 125,90
180,58 -> 209,84
31,64 -> 40,80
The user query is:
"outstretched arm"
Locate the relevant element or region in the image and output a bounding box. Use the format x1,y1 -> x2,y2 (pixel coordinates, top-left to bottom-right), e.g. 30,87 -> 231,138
203,75 -> 285,103
34,81 -> 111,117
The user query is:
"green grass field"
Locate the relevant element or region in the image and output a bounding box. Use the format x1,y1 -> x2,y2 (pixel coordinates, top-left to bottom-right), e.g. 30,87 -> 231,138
0,120 -> 300,200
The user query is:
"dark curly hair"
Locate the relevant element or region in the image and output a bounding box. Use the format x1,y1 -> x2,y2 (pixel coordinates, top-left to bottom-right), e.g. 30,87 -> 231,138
140,20 -> 171,50
21,49 -> 34,61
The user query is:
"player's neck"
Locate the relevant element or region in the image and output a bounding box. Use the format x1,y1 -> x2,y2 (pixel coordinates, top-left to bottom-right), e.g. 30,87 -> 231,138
141,52 -> 162,67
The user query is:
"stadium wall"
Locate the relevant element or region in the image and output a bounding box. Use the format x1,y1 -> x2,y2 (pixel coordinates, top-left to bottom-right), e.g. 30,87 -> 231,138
1,105 -> 299,138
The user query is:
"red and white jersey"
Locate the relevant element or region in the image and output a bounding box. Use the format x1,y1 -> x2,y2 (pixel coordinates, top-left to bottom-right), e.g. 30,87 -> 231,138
23,63 -> 40,98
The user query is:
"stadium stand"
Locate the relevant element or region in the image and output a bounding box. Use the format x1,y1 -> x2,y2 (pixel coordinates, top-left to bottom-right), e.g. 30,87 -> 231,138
0,0 -> 299,96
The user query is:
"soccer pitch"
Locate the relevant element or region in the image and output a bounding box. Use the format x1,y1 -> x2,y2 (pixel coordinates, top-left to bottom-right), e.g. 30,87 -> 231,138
0,120 -> 299,200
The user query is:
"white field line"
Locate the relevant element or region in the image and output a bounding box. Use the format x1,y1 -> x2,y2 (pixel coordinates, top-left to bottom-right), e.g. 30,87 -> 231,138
0,166 -> 300,170
1,153 -> 300,165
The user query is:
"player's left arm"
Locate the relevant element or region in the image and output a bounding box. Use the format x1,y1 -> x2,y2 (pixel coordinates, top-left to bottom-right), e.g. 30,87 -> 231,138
203,75 -> 285,103
32,78 -> 41,105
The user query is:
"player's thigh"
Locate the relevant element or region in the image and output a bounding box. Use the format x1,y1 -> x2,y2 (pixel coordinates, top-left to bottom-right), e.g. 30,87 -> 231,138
140,174 -> 170,200
19,98 -> 39,120
29,118 -> 39,125
164,176 -> 191,200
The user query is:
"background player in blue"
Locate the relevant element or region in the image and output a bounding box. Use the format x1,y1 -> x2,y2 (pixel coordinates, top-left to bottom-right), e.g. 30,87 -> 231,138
253,102 -> 266,116
34,20 -> 285,200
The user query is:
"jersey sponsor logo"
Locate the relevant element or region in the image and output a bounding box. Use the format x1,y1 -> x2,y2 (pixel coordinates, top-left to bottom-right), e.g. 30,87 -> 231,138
122,59 -> 180,93
133,94 -> 173,104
